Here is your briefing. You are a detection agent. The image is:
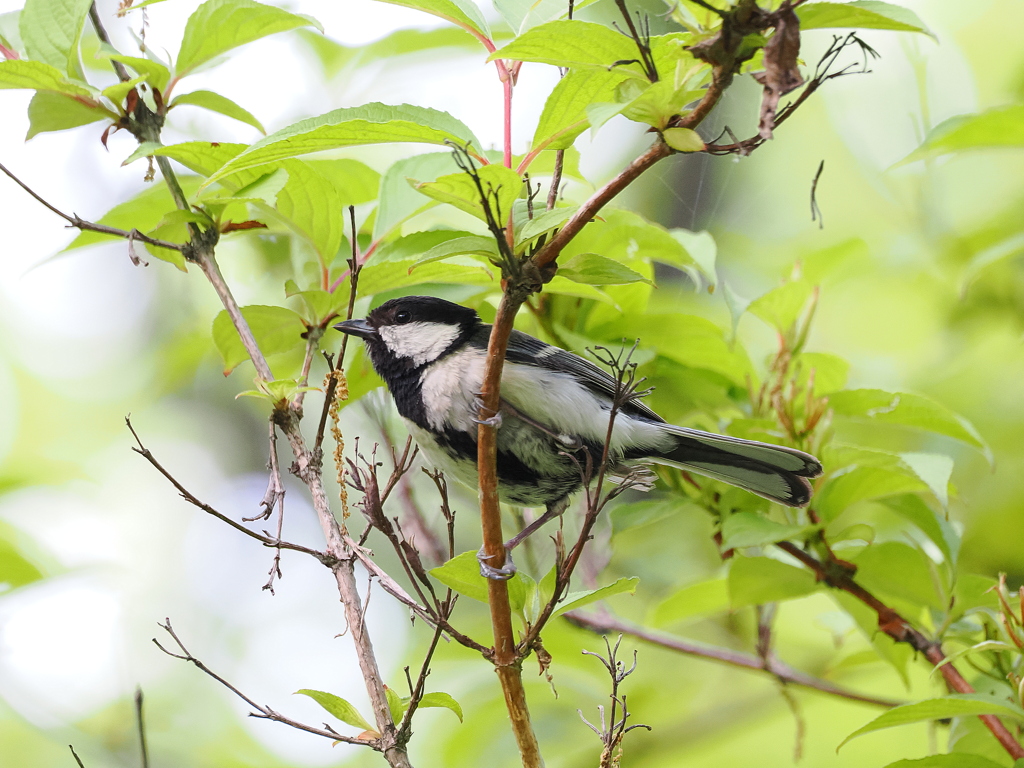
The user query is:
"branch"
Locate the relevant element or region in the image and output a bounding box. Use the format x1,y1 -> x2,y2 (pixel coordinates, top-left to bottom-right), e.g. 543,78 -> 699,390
153,619 -> 376,748
776,541 -> 1024,759
0,162 -> 185,252
565,611 -> 903,708
134,688 -> 150,768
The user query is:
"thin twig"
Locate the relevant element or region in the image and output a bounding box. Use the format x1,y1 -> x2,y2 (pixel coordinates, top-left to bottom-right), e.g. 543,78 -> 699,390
564,611 -> 904,708
134,687 -> 150,768
0,162 -> 185,252
153,620 -> 377,748
69,745 -> 86,768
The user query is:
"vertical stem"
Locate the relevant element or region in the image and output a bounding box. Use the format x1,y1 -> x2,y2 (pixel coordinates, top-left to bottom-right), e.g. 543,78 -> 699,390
503,77 -> 513,169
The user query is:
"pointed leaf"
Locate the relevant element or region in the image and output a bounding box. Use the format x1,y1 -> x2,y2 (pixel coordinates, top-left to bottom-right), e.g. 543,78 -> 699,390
899,452 -> 953,509
171,90 -> 265,134
417,692 -> 463,722
26,91 -> 110,139
490,20 -> 643,72
273,160 -> 344,263
415,236 -> 498,267
413,164 -> 522,223
720,512 -> 816,550
96,49 -> 171,92
558,252 -> 652,286
748,279 -> 813,333
553,577 -> 639,617
901,106 -> 1024,164
372,0 -> 489,40
839,695 -> 1024,750
176,0 -> 322,77
531,67 -> 629,152
102,76 -> 148,108
384,686 -> 404,725
797,1 -> 934,39
294,689 -> 375,732
205,104 -> 480,188
0,59 -> 96,98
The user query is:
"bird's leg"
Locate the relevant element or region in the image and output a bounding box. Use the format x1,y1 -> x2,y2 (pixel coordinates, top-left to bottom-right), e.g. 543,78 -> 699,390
496,400 -> 582,450
477,497 -> 570,580
471,393 -> 502,427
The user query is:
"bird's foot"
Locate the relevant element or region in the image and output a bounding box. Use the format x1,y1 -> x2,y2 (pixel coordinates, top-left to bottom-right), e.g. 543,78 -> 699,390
477,546 -> 516,580
471,395 -> 503,428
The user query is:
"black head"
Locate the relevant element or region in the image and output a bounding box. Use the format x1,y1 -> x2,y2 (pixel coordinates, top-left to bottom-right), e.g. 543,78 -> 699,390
334,296 -> 482,376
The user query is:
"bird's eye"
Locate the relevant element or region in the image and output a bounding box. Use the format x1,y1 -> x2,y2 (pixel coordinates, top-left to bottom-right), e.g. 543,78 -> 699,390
395,310 -> 412,324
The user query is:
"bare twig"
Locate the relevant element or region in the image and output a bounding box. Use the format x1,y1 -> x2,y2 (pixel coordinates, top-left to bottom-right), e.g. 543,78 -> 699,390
69,745 -> 86,768
0,162 -> 185,253
153,620 -> 376,748
577,635 -> 650,767
564,611 -> 904,708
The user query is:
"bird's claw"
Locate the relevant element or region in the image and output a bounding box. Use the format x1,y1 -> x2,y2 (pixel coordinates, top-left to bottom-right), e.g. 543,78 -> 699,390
477,546 -> 516,580
472,395 -> 502,428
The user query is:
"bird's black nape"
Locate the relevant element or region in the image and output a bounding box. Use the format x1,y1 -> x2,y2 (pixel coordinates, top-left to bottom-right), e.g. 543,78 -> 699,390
367,296 -> 482,331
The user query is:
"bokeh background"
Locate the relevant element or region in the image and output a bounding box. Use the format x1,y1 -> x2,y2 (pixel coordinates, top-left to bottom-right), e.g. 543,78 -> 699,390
2,0 -> 1024,765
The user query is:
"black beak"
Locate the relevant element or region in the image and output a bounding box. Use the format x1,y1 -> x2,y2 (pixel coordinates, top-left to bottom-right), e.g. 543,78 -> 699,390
333,318 -> 377,340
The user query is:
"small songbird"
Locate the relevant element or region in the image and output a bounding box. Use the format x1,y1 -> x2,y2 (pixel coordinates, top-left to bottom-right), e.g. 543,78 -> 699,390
335,296 -> 822,577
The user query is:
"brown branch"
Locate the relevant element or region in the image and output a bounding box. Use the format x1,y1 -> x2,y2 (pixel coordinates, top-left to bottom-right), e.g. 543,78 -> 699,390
776,541 -> 1024,759
565,611 -> 903,708
153,619 -> 376,748
0,162 -> 185,252
126,417 -> 326,561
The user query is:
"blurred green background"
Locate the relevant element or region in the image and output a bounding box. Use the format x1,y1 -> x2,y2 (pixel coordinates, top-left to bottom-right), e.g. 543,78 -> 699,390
2,0 -> 1024,766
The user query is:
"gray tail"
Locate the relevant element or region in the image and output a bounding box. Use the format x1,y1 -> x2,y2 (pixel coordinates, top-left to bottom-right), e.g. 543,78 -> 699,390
650,425 -> 823,507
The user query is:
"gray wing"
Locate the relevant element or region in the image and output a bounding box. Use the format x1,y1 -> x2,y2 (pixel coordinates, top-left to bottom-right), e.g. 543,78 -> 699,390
501,329 -> 663,423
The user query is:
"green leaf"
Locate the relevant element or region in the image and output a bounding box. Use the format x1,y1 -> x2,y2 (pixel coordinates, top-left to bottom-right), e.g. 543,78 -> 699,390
413,164 -> 522,223
885,494 -> 960,568
415,236 -> 498,267
385,686 -> 404,725
610,498 -> 686,534
748,279 -> 814,333
817,465 -> 926,521
899,452 -> 954,509
19,0 -> 93,77
833,591 -> 912,683
204,104 -> 480,188
176,0 -> 322,77
428,551 -> 531,612
728,555 -> 818,607
102,75 -> 148,108
294,689 -> 375,732
531,68 -> 629,152
796,351 -> 849,395
374,153 -> 460,240
0,59 -> 96,98
850,541 -> 945,611
417,692 -> 464,722
839,694 -> 1024,750
618,80 -> 705,130
663,127 -> 705,152
273,160 -> 344,263
171,90 -> 266,134
797,1 -> 934,39
95,50 -> 171,93
827,389 -> 990,459
720,512 -> 816,550
515,206 -> 577,246
212,305 -> 307,375
306,159 -> 381,207
558,252 -> 652,286
667,229 -> 717,289
372,0 -> 489,40
26,90 -> 111,139
883,756 -> 1009,768
489,20 -> 643,73
130,141 -> 246,181
901,106 -> 1024,164
553,577 -> 639,617
356,258 -> 495,296
652,578 -> 729,626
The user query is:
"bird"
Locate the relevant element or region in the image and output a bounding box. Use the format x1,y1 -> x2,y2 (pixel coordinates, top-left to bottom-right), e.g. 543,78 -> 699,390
334,296 -> 822,578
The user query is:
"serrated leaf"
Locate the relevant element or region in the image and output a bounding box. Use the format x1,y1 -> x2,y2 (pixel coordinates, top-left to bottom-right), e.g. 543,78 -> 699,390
553,577 -> 639,617
797,1 -> 934,39
729,555 -> 818,607
176,0 -> 322,77
171,90 -> 265,134
900,106 -> 1024,164
204,104 -> 480,188
212,305 -> 307,374
19,0 -> 93,77
489,20 -> 643,73
828,389 -> 990,459
531,67 -> 629,152
417,692 -> 463,722
558,252 -> 652,286
413,164 -> 522,223
0,59 -> 97,98
373,0 -> 489,40
651,578 -> 729,626
720,512 -> 816,550
839,695 -> 1024,750
26,90 -> 111,139
294,689 -> 375,732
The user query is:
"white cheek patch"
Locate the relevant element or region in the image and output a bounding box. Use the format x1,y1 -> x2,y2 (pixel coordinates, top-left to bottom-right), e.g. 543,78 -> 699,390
378,322 -> 461,366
